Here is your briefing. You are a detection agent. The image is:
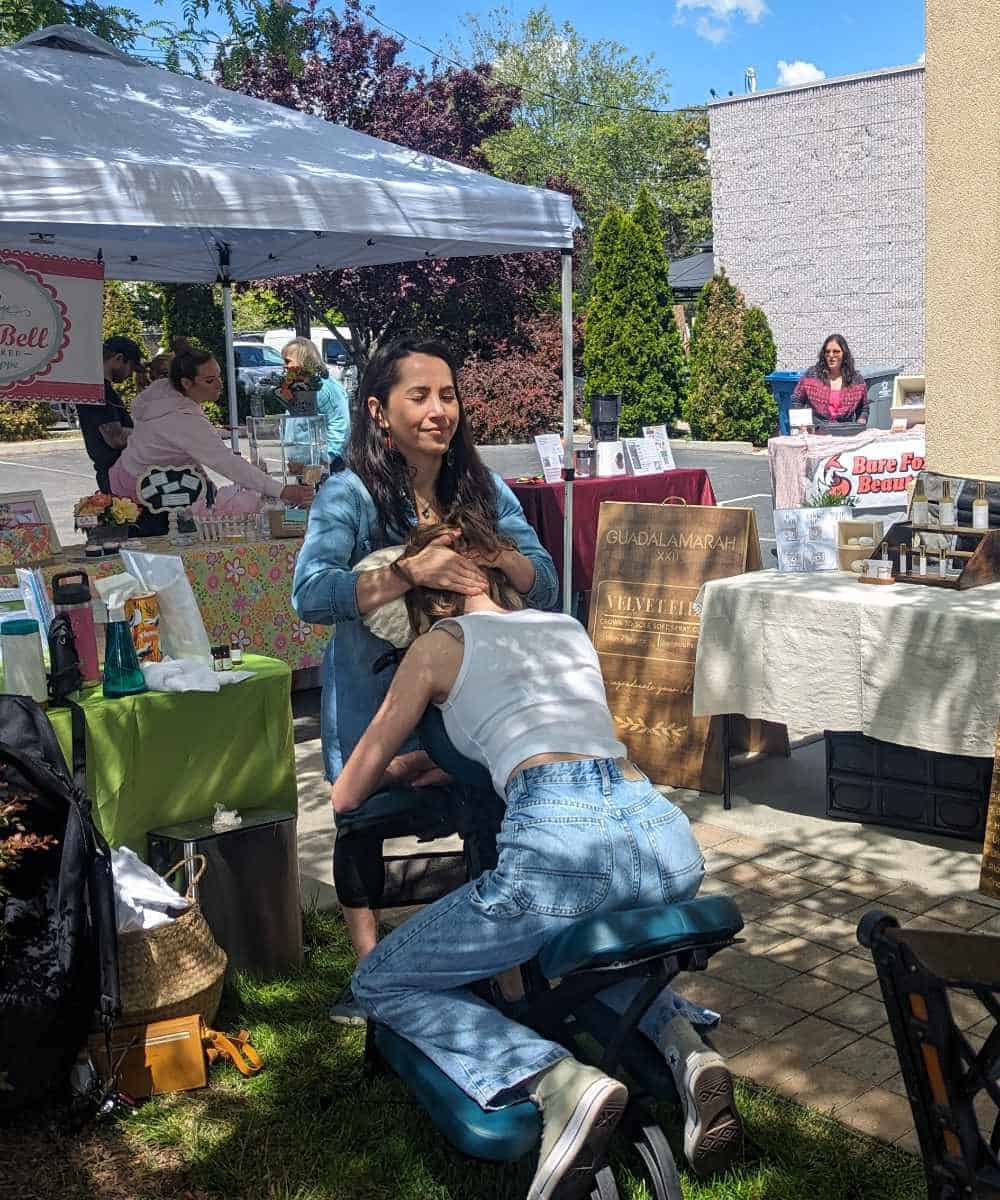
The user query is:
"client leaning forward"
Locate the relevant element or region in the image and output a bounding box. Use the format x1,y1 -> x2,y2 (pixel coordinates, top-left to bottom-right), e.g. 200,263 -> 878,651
331,514 -> 743,1200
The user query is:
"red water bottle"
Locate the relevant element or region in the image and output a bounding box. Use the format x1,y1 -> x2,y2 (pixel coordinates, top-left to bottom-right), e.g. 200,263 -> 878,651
51,570 -> 100,684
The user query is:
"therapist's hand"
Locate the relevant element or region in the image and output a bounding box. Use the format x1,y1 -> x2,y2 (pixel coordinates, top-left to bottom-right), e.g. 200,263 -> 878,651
404,531 -> 488,596
280,484 -> 315,507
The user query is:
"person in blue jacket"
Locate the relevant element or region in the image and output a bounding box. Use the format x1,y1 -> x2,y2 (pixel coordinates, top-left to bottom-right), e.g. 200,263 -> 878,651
292,336 -> 558,1021
280,337 -> 351,463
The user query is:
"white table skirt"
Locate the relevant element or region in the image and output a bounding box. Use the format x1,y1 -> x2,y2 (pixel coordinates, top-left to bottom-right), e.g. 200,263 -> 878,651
693,570 -> 1000,759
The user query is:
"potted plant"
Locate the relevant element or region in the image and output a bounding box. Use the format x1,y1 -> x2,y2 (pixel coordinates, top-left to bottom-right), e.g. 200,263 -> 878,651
73,492 -> 140,545
279,364 -> 325,417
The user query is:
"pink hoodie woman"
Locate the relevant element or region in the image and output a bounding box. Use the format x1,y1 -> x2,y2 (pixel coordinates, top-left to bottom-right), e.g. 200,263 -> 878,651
109,352 -> 313,515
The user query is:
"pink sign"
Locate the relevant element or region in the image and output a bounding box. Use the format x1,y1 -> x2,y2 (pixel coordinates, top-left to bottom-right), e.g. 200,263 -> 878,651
0,249 -> 104,405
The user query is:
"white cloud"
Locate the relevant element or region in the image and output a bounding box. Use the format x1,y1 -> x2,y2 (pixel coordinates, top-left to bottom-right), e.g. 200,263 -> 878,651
676,0 -> 768,43
695,16 -> 728,43
776,59 -> 827,87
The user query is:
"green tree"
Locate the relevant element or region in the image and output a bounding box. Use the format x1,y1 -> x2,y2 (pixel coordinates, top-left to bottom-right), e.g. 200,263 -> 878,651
631,185 -> 687,417
583,202 -> 684,434
744,305 -> 777,377
459,7 -> 711,265
161,285 -> 227,423
686,272 -> 778,446
231,287 -> 294,334
161,284 -> 226,368
102,279 -> 146,405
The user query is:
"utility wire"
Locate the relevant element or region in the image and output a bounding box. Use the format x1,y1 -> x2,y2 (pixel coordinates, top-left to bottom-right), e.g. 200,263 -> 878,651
120,10 -> 708,118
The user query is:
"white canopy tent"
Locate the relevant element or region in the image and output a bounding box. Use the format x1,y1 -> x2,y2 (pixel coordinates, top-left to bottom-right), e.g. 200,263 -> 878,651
0,26 -> 580,608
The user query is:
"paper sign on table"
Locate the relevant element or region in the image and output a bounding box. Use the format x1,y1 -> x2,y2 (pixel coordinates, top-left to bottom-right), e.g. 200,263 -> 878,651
642,425 -> 676,470
789,408 -> 814,430
533,434 -> 565,484
774,507 -> 846,573
596,441 -> 627,478
622,438 -> 662,476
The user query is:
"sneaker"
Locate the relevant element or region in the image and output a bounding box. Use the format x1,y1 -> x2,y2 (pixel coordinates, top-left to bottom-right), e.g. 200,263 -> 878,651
660,1017 -> 742,1177
328,983 -> 366,1027
528,1058 -> 628,1200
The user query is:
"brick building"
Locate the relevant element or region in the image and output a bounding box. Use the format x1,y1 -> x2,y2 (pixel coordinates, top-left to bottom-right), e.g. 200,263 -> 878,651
707,65 -> 925,373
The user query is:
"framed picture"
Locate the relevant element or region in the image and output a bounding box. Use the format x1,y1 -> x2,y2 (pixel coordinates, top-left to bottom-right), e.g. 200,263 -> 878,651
0,489 -> 59,549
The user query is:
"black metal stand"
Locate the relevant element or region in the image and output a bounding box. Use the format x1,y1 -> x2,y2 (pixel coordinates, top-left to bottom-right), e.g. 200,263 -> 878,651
722,714 -> 733,811
858,911 -> 1000,1199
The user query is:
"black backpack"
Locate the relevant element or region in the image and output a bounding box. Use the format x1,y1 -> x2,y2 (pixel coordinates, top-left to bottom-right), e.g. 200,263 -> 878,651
0,695 -> 120,1116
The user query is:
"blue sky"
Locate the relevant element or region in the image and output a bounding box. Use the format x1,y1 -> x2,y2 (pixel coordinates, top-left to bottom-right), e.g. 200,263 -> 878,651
130,0 -> 925,108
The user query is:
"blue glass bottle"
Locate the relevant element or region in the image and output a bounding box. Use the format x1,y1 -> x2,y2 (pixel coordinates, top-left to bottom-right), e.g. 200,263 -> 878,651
103,612 -> 147,699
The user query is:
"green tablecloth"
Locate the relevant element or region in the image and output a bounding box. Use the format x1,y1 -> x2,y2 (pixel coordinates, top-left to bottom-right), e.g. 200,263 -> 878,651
46,654 -> 297,858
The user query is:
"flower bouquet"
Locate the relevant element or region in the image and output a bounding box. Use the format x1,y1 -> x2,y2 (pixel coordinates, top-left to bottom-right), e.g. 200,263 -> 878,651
280,365 -> 325,417
74,492 -> 140,545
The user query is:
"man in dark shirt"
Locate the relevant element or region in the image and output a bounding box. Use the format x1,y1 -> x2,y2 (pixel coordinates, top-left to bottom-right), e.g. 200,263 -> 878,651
79,336 -> 143,492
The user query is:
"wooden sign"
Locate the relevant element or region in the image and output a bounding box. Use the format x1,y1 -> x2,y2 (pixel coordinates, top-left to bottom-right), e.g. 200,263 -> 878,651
980,733 -> 1000,900
588,501 -> 767,793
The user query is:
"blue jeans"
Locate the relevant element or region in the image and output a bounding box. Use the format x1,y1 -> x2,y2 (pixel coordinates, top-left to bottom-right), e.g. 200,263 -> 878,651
353,758 -> 706,1109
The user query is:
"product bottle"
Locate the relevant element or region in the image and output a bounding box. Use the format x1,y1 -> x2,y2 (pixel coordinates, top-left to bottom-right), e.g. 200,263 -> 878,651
939,480 -> 956,528
229,636 -> 244,666
51,570 -> 100,684
103,607 -> 147,699
917,543 -> 928,577
911,476 -> 929,525
0,618 -> 48,703
973,481 -> 990,530
898,543 -> 908,575
938,552 -> 949,578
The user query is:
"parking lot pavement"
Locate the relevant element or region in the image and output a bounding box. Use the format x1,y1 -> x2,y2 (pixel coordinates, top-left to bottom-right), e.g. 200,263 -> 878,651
0,436 -> 774,548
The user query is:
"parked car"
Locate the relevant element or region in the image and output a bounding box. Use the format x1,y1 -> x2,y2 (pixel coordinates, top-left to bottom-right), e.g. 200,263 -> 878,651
233,341 -> 285,396
234,330 -> 265,342
263,325 -> 351,377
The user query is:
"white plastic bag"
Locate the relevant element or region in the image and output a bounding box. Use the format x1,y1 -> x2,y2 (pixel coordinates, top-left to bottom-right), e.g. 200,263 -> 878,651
111,845 -> 190,932
120,550 -> 212,665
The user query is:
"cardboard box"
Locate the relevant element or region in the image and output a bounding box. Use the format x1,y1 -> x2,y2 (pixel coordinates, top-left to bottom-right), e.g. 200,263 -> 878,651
891,375 -> 926,426
838,519 -> 884,574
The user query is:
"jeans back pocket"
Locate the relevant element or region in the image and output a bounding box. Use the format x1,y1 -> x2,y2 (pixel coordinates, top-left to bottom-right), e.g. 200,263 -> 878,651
511,816 -> 613,918
639,806 -> 705,904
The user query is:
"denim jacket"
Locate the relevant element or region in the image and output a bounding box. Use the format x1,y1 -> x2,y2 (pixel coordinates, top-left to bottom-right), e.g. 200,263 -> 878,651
292,468 -> 559,779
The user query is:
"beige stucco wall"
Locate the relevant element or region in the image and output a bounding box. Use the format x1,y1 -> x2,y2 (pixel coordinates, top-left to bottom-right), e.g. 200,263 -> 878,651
925,0 -> 1000,480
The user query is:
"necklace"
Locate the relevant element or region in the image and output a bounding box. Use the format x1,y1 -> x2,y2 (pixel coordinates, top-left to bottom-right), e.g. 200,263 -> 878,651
414,493 -> 435,520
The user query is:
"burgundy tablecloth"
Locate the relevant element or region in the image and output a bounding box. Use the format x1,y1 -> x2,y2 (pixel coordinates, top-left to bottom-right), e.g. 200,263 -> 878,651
509,469 -> 717,596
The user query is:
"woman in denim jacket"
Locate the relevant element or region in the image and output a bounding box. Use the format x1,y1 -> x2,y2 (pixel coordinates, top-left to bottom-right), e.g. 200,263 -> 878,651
292,337 -> 558,989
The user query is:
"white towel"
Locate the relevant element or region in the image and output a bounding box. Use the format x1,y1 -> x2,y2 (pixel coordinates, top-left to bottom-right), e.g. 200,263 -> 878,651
142,657 -> 254,693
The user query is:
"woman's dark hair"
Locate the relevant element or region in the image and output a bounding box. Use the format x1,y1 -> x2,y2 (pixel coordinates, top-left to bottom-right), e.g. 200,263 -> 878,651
401,514 -> 523,635
170,345 -> 214,393
347,337 -> 498,537
814,333 -> 860,386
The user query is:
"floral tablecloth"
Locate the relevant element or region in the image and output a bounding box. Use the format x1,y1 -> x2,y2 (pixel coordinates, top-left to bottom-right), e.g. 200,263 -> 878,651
2,536 -> 330,674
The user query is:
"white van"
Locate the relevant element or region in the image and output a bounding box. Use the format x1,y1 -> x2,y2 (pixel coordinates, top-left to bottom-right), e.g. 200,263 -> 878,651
263,325 -> 351,370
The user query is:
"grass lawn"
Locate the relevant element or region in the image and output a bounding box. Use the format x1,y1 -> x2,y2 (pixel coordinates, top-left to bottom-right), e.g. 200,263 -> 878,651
3,911 -> 926,1200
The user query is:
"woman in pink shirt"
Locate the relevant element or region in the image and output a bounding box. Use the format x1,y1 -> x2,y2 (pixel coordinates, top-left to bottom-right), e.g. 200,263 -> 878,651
109,346 -> 313,514
790,333 -> 869,425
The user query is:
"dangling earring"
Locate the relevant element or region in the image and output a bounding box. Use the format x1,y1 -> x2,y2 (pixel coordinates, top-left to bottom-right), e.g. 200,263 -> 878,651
382,425 -> 394,451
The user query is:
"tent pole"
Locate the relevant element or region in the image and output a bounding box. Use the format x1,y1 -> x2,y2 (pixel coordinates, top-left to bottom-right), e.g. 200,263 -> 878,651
560,248 -> 574,616
218,244 -> 240,454
222,282 -> 239,453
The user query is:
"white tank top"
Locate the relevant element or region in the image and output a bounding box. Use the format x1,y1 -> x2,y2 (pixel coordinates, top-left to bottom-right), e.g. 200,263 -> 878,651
434,610 -> 626,795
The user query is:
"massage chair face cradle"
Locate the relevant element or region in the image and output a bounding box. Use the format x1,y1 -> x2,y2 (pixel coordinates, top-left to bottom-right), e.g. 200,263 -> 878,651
341,706 -> 745,1200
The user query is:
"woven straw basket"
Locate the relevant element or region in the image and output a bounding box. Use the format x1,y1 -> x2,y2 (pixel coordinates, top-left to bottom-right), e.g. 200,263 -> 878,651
118,856 -> 227,1026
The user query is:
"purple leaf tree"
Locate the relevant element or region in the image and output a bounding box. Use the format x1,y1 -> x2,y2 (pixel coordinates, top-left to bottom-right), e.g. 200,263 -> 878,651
220,0 -> 564,366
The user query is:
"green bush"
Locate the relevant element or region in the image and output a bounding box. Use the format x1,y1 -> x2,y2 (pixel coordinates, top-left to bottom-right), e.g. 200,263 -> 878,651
161,284 -> 226,371
102,280 -> 147,405
0,402 -> 57,442
583,190 -> 686,435
686,271 -> 778,446
745,304 -> 778,377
